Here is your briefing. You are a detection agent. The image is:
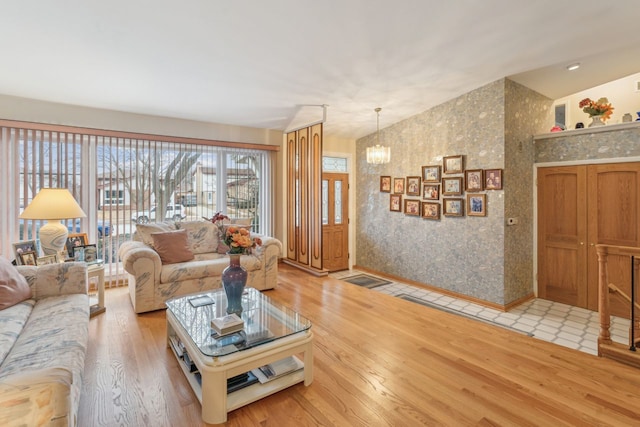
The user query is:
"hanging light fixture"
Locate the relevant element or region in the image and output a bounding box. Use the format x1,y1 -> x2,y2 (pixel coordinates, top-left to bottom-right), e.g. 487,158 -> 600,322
366,107 -> 390,164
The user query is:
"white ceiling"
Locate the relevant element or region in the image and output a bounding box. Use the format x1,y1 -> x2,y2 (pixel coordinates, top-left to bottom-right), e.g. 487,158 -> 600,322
1,1 -> 638,140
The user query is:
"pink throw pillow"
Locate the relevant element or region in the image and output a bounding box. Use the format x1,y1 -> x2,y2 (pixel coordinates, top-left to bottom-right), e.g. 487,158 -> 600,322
151,229 -> 195,264
0,256 -> 32,310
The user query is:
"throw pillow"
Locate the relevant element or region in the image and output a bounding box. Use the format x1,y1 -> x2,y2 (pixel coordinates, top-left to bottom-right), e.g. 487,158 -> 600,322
151,229 -> 195,264
0,256 -> 32,310
135,222 -> 176,247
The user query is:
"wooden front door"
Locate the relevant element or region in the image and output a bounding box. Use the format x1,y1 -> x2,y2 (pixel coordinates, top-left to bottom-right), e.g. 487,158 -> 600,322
538,162 -> 640,316
322,173 -> 349,272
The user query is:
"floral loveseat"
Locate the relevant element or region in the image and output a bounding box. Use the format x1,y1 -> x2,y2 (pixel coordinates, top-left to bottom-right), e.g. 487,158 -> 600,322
0,260 -> 88,427
118,220 -> 282,314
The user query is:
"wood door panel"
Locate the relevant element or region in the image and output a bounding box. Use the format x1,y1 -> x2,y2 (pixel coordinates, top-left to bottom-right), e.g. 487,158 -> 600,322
322,173 -> 349,272
539,162 -> 640,317
537,166 -> 587,308
587,163 -> 640,314
540,246 -> 582,306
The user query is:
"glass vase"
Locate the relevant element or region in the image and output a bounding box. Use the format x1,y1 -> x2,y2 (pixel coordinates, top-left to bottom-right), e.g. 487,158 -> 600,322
221,253 -> 247,316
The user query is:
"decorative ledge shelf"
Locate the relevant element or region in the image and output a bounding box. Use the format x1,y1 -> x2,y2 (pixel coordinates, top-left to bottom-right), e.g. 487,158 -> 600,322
533,121 -> 640,142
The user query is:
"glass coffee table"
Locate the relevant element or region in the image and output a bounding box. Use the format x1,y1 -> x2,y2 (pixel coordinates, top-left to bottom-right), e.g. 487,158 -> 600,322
166,287 -> 314,424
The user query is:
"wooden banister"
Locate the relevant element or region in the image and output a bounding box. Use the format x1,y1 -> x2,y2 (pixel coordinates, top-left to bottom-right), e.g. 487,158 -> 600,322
596,244 -> 640,368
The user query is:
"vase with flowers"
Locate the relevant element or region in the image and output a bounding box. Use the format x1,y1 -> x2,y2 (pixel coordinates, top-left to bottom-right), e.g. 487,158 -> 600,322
219,224 -> 262,316
579,97 -> 614,127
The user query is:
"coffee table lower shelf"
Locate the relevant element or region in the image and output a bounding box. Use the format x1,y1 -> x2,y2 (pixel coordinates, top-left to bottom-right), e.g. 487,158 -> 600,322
167,312 -> 314,424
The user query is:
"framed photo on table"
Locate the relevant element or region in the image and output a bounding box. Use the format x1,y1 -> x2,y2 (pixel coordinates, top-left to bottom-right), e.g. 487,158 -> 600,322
66,233 -> 88,258
13,240 -> 37,265
82,244 -> 98,263
37,254 -> 58,265
19,251 -> 38,266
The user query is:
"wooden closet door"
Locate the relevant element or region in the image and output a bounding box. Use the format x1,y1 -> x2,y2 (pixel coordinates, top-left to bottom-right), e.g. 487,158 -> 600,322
586,163 -> 640,314
537,166 -> 588,308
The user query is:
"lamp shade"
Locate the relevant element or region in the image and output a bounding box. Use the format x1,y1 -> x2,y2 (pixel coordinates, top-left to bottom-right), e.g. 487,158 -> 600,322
20,188 -> 86,256
20,188 -> 86,220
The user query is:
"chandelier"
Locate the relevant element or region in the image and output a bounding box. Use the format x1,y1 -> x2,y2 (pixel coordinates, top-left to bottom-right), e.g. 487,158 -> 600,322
366,107 -> 390,164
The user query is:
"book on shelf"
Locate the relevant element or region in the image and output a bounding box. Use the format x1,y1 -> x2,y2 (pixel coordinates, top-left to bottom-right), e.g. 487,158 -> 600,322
168,335 -> 185,358
251,356 -> 304,384
211,313 -> 244,336
182,350 -> 198,373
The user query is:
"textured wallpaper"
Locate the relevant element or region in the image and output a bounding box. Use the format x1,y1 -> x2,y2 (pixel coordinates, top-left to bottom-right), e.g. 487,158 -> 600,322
356,78 -> 551,306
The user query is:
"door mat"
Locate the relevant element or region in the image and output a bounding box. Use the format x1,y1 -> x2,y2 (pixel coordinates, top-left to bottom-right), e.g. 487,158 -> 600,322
397,294 -> 533,336
342,274 -> 392,289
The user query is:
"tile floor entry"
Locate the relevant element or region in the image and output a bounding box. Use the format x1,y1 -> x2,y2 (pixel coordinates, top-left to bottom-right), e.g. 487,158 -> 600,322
331,270 -> 631,356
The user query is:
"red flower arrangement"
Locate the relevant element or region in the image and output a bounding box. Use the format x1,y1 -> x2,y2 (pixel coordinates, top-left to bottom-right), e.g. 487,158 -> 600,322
579,97 -> 614,121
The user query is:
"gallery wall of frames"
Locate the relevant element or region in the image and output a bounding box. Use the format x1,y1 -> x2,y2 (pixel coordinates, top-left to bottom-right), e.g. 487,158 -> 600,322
379,155 -> 503,220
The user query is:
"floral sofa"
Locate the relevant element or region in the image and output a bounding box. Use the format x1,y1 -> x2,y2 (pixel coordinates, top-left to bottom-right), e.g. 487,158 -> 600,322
118,220 -> 282,314
0,260 -> 88,427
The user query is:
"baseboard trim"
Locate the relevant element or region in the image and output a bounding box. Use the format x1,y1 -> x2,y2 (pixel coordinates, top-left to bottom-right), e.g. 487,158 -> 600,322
352,264 -> 534,312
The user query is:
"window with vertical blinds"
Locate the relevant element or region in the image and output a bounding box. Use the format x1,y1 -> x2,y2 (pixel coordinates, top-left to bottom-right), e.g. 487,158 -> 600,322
0,120 -> 274,285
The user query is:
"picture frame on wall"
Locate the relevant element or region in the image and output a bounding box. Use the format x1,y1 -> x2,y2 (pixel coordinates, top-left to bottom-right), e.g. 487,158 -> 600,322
422,165 -> 441,183
422,183 -> 440,200
13,240 -> 37,265
422,202 -> 441,220
442,177 -> 463,196
380,176 -> 391,192
443,155 -> 464,174
464,169 -> 484,192
393,178 -> 405,194
404,199 -> 421,216
485,169 -> 503,190
406,176 -> 421,196
467,193 -> 487,216
66,233 -> 88,258
443,198 -> 464,217
390,194 -> 402,212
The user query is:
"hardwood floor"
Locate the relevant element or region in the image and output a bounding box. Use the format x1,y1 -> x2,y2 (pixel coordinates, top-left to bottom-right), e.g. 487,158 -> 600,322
79,264 -> 640,426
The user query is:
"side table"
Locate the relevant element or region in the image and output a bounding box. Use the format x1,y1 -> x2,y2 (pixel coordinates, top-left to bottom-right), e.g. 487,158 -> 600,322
87,263 -> 106,317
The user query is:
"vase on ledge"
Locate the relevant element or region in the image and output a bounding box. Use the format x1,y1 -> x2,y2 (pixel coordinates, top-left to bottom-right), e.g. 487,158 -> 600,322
588,115 -> 605,127
221,253 -> 247,316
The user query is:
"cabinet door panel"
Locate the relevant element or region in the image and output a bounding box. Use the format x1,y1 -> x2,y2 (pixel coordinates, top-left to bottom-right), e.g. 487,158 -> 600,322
587,163 -> 640,314
537,166 -> 588,308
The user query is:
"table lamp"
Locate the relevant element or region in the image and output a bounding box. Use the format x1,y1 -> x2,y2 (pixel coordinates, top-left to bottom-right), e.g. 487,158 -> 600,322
19,188 -> 87,256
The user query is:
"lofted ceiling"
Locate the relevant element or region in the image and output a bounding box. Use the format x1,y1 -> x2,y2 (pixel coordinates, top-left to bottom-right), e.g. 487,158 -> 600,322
1,1 -> 638,140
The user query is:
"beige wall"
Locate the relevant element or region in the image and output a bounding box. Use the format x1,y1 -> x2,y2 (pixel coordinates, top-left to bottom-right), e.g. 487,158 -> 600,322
553,71 -> 640,130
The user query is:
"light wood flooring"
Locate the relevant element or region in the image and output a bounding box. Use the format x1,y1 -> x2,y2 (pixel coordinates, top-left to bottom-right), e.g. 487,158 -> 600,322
79,263 -> 640,426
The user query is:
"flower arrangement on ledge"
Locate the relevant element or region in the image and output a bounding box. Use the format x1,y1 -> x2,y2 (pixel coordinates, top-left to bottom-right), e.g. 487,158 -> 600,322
224,226 -> 261,255
579,97 -> 614,121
